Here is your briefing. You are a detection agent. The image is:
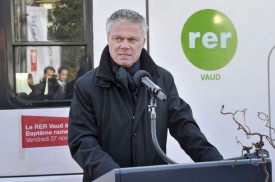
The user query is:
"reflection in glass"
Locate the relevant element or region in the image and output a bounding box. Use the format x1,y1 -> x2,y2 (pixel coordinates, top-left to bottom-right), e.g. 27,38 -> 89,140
15,46 -> 87,101
14,0 -> 83,42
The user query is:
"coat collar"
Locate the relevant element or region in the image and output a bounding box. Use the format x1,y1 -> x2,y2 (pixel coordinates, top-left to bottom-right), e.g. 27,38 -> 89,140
96,45 -> 158,87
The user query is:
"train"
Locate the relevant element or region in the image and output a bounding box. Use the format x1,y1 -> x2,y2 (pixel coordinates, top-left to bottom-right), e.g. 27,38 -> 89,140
1,0 -> 274,181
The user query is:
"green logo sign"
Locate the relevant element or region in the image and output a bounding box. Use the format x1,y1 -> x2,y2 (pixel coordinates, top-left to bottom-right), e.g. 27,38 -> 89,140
181,9 -> 237,71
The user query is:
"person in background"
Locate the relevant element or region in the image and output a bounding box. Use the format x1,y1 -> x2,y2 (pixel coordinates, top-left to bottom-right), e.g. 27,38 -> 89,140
55,66 -> 69,99
29,66 -> 60,100
57,66 -> 69,88
68,9 -> 223,182
27,73 -> 34,90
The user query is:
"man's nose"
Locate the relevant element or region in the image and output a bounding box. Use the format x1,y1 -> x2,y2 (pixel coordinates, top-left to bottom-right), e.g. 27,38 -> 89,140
120,39 -> 130,49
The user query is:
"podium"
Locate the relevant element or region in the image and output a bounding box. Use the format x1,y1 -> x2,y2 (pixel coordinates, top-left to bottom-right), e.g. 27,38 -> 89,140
93,158 -> 272,182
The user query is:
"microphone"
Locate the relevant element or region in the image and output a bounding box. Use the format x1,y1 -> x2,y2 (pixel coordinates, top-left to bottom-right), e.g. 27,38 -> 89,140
134,70 -> 176,164
134,70 -> 167,101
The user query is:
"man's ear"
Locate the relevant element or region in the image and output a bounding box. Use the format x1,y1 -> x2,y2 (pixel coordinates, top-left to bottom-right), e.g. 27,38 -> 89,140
142,37 -> 146,46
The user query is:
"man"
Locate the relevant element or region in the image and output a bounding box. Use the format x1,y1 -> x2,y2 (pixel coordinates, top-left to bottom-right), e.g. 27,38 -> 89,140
56,66 -> 69,99
29,66 -> 60,100
57,66 -> 69,87
68,9 -> 223,182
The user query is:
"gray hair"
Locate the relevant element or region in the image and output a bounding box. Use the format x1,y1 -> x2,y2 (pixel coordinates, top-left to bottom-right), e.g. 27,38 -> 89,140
106,9 -> 148,37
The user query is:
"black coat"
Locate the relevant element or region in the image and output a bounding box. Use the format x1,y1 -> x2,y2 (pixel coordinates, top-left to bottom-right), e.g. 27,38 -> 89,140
68,46 -> 223,181
29,77 -> 61,100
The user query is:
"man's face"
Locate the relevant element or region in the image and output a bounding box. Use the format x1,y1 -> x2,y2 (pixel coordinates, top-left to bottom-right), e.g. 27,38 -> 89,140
59,69 -> 68,82
44,70 -> 55,79
108,22 -> 146,68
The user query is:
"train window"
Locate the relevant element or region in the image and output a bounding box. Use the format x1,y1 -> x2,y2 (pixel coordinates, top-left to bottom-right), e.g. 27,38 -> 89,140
6,0 -> 93,108
14,0 -> 84,42
15,46 -> 87,101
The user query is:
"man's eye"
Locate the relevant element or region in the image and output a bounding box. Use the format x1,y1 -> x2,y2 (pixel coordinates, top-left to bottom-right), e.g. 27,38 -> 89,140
129,39 -> 138,43
114,37 -> 122,41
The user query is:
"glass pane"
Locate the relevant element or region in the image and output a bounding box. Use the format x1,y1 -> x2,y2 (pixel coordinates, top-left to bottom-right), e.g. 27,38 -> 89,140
14,0 -> 84,42
14,46 -> 88,101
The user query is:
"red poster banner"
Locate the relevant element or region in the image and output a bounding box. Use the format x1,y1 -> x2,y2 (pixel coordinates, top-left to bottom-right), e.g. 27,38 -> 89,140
30,49 -> 38,71
21,115 -> 68,148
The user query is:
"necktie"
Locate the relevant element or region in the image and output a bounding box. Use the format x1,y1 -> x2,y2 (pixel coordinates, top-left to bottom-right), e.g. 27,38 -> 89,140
116,66 -> 128,90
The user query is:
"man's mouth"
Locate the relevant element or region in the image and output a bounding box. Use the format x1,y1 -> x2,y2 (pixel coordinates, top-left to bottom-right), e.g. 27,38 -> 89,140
118,53 -> 131,56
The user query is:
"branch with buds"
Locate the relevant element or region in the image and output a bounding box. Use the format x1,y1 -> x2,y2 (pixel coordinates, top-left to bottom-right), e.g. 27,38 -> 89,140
220,105 -> 274,182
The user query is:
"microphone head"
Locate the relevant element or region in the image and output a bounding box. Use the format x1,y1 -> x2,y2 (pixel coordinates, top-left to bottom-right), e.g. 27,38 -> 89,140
134,70 -> 151,87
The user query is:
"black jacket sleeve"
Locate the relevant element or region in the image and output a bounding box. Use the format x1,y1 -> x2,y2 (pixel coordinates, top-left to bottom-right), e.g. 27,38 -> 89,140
68,80 -> 120,181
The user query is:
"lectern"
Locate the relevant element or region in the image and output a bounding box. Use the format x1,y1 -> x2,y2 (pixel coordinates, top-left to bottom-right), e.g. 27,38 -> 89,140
93,158 -> 272,182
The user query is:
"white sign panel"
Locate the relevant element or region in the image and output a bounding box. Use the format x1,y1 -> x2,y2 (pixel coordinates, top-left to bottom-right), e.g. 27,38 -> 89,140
148,0 -> 275,179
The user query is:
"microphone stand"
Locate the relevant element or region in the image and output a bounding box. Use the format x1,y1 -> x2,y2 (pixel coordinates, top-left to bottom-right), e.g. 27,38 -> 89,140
148,92 -> 177,164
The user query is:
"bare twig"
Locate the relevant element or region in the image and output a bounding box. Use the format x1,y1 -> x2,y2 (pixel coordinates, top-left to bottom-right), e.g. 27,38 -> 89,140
221,105 -> 274,182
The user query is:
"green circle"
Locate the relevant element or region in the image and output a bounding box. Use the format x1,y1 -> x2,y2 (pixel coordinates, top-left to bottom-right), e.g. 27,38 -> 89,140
181,9 -> 238,71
